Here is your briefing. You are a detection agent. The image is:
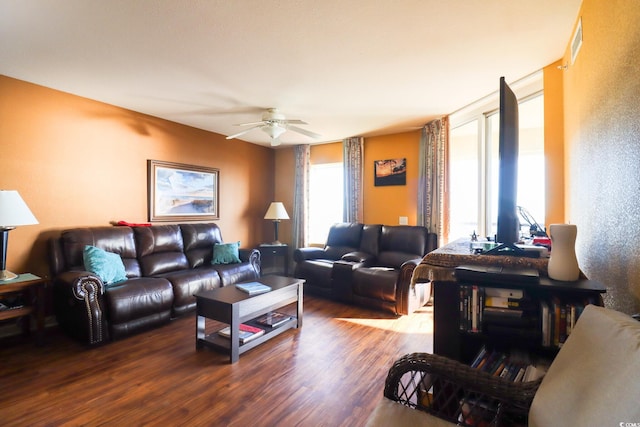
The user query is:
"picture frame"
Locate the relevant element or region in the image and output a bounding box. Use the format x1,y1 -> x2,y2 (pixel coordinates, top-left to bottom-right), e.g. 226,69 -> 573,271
374,158 -> 406,187
147,160 -> 219,222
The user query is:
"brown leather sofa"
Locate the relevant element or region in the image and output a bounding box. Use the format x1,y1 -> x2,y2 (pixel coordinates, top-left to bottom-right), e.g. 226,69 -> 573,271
49,223 -> 260,345
293,223 -> 437,315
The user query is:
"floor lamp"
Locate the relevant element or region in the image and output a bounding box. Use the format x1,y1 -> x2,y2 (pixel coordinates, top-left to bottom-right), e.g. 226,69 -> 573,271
264,202 -> 289,245
0,190 -> 39,281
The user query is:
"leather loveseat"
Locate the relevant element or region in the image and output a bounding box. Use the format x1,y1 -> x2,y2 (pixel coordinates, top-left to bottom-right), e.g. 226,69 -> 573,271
49,223 -> 260,345
293,223 -> 437,315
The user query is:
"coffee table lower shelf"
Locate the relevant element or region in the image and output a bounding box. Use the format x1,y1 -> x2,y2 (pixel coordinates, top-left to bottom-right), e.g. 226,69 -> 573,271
198,317 -> 298,356
195,275 -> 304,363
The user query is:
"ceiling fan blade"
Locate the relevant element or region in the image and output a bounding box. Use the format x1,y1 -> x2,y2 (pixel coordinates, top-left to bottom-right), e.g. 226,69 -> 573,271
287,125 -> 322,139
282,119 -> 308,125
235,120 -> 267,126
226,125 -> 263,139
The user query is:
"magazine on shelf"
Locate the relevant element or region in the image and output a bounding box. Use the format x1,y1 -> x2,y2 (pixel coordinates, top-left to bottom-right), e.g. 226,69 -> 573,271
255,311 -> 293,328
235,282 -> 272,295
218,323 -> 265,343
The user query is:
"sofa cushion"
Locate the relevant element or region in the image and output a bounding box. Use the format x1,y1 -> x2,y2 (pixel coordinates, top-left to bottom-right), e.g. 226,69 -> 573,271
181,223 -> 224,268
529,305 -> 640,426
376,251 -> 419,269
352,267 -> 398,302
83,245 -> 127,287
214,262 -> 260,287
380,225 -> 429,256
104,277 -> 174,339
61,226 -> 141,278
212,241 -> 241,264
134,225 -> 189,276
324,222 -> 364,260
341,251 -> 375,263
295,259 -> 334,290
156,267 -> 221,316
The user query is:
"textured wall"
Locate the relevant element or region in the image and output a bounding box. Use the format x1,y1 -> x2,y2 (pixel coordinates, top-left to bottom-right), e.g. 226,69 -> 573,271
564,0 -> 640,313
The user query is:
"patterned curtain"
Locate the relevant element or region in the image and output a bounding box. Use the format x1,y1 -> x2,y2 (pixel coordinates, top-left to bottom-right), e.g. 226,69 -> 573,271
417,117 -> 449,244
292,144 -> 310,250
342,136 -> 364,223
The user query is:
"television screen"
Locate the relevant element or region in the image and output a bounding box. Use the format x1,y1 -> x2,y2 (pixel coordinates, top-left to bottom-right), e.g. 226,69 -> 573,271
483,77 -> 539,257
496,76 -> 519,245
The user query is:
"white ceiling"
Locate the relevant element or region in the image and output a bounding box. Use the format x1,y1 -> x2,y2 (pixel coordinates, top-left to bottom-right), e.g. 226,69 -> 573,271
0,1 -> 581,147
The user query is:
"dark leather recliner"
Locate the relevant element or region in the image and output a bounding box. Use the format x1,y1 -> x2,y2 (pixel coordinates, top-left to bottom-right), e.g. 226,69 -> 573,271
351,225 -> 435,314
293,223 -> 437,315
49,223 -> 260,345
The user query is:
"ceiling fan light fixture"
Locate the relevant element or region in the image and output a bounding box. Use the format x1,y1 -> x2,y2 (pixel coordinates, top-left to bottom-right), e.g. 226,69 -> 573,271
263,123 -> 286,140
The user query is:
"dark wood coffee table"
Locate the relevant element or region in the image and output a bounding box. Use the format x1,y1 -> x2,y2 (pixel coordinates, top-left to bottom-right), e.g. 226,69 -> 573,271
194,275 -> 304,363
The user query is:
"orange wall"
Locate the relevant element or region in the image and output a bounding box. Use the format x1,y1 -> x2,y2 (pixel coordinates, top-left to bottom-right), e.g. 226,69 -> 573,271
0,75 -> 275,278
275,131 -> 422,239
363,131 -> 421,225
543,60 -> 565,227
310,142 -> 342,165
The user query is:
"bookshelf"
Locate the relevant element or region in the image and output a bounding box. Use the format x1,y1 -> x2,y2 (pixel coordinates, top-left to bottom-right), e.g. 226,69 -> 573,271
434,266 -> 606,365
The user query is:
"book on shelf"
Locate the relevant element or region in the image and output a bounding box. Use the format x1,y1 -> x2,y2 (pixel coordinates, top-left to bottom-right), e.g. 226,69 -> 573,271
483,287 -> 524,299
469,346 -> 549,383
235,282 -> 272,295
540,296 -> 596,348
218,323 -> 265,343
255,311 -> 293,328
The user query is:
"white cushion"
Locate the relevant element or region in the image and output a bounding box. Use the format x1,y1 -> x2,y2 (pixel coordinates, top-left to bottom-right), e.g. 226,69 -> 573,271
529,305 -> 640,426
366,397 -> 455,427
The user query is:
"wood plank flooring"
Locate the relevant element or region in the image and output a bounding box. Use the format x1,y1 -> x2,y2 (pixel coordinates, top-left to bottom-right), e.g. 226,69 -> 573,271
0,295 -> 433,427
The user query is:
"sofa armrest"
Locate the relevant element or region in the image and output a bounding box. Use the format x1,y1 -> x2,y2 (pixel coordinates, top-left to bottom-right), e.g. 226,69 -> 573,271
341,251 -> 376,265
394,259 -> 425,315
239,248 -> 261,275
52,271 -> 108,345
55,270 -> 106,300
384,352 -> 541,426
293,247 -> 327,262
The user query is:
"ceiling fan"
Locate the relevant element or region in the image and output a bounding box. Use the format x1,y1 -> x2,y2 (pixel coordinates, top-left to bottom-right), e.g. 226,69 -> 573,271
225,108 -> 321,146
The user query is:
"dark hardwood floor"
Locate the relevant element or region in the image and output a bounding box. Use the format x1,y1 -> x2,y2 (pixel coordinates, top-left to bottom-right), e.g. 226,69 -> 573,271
0,295 -> 433,426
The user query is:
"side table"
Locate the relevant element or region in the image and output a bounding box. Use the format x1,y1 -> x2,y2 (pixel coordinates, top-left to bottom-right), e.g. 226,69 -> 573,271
259,244 -> 289,276
0,273 -> 46,346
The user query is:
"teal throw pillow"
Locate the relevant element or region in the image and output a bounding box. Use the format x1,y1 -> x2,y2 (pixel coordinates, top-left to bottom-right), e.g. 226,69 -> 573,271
212,241 -> 241,265
83,245 -> 128,287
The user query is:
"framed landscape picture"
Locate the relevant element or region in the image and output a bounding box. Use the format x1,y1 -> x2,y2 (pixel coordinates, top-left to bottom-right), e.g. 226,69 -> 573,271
148,160 -> 219,221
374,158 -> 406,186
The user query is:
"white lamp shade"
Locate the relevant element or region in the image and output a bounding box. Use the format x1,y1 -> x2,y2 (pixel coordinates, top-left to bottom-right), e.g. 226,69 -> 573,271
264,202 -> 289,220
0,190 -> 39,227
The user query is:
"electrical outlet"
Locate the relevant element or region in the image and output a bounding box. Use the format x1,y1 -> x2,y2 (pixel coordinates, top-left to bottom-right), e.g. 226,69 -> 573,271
399,216 -> 408,225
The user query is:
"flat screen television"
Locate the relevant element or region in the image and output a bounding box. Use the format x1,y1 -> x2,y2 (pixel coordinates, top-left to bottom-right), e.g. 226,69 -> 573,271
483,77 -> 531,256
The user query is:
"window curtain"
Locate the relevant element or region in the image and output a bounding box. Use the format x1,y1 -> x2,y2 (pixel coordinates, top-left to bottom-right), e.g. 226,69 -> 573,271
342,136 -> 364,223
292,144 -> 310,250
417,117 -> 449,244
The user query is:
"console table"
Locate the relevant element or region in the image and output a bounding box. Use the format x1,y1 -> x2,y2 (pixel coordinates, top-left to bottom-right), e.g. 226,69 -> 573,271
412,239 -> 606,363
259,244 -> 289,276
0,273 -> 47,346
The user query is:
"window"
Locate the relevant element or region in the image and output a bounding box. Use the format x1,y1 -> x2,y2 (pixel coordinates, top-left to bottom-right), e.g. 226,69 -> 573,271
308,162 -> 343,245
449,74 -> 545,243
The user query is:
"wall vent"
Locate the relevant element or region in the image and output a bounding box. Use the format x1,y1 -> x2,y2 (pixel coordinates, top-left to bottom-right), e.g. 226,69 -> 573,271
571,18 -> 583,65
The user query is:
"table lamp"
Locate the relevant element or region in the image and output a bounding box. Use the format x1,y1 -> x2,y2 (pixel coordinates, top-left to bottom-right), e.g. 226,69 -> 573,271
263,202 -> 289,245
0,190 -> 39,281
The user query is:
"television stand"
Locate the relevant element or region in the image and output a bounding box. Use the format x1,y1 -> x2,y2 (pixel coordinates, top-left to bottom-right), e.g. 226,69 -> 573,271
482,243 -> 540,258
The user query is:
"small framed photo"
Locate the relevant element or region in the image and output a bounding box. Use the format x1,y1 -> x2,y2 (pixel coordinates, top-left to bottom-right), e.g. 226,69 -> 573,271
374,158 -> 406,187
148,160 -> 219,221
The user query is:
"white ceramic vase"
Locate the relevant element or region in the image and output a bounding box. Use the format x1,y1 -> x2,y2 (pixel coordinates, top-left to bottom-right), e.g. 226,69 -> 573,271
547,224 -> 580,281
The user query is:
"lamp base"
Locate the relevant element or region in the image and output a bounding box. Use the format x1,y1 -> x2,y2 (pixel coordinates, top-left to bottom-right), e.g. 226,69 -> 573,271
0,269 -> 18,281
